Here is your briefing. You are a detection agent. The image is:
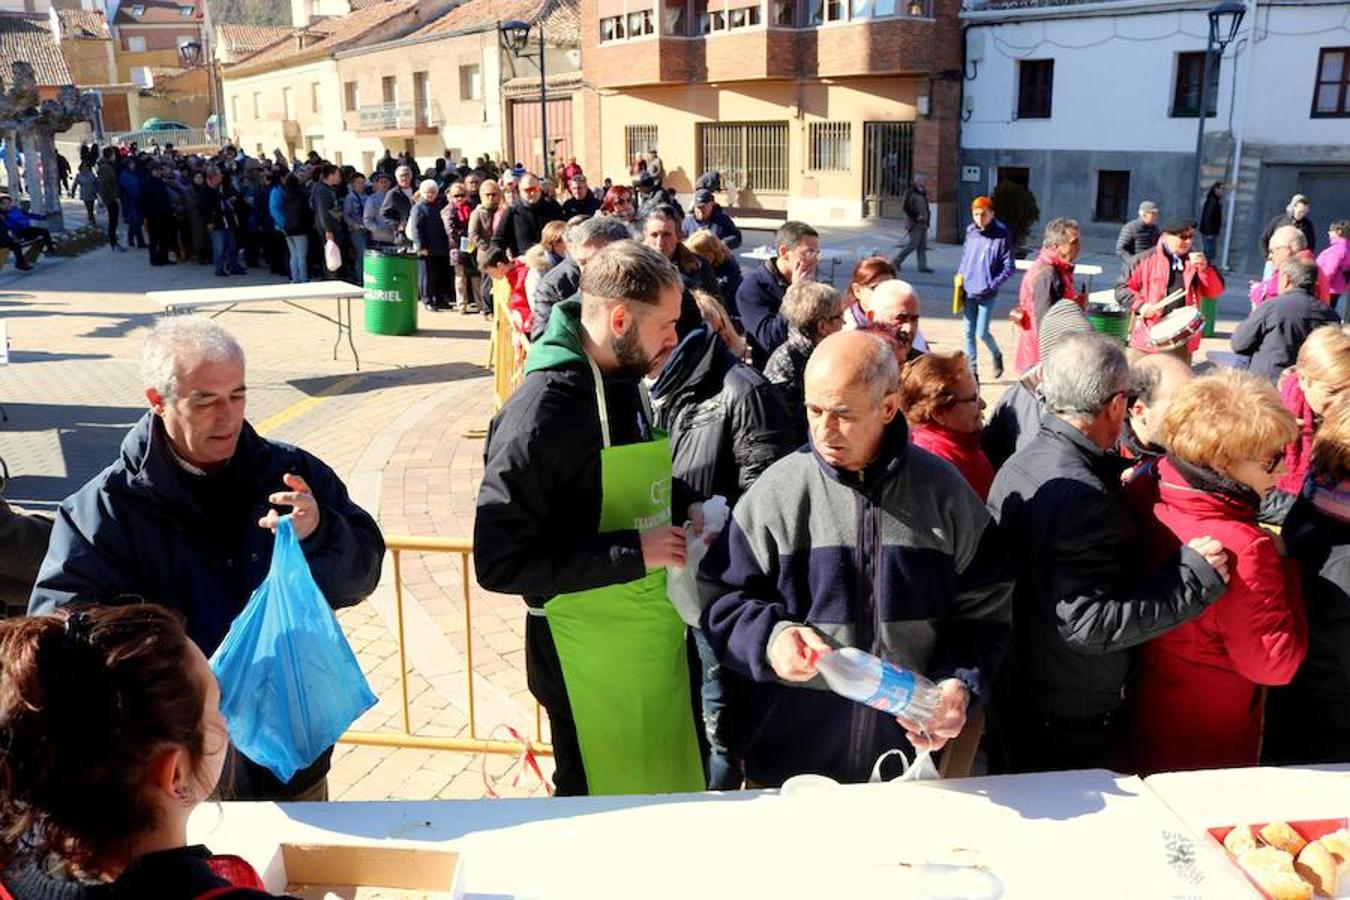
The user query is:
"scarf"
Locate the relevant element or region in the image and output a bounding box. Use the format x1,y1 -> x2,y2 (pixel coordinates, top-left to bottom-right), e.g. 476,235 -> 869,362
1167,454 -> 1262,513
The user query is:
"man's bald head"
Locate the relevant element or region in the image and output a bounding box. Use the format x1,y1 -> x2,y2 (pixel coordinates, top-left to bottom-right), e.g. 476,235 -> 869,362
808,330 -> 900,403
804,331 -> 902,471
1129,353 -> 1195,450
1270,224 -> 1308,264
867,280 -> 918,320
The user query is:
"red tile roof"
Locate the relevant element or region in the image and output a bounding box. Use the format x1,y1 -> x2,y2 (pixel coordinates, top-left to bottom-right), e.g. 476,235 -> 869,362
225,0 -> 417,74
0,15 -> 74,86
213,23 -> 291,56
56,9 -> 111,41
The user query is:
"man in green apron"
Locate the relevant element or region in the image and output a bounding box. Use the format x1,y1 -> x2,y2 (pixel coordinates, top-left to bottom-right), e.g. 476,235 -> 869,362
475,240 -> 707,796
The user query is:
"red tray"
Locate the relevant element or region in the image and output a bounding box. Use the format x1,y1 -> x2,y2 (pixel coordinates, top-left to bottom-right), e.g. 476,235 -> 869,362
1208,819 -> 1349,899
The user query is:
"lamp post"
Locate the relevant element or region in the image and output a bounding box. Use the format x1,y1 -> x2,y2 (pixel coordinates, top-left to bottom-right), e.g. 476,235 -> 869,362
179,38 -> 220,144
1190,1 -> 1245,217
499,18 -> 549,179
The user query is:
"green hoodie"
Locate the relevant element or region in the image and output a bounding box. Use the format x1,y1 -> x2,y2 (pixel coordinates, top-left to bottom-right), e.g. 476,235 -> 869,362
524,297 -> 589,375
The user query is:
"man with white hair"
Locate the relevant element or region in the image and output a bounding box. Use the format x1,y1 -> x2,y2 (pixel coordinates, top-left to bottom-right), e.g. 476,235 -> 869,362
845,279 -> 925,361
31,318 -> 384,802
987,333 -> 1230,773
379,164 -> 416,239
1249,224 -> 1333,306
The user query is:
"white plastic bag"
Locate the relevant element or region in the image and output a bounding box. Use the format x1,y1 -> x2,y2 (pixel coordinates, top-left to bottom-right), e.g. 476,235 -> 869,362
666,495 -> 729,626
869,747 -> 941,784
324,238 -> 341,272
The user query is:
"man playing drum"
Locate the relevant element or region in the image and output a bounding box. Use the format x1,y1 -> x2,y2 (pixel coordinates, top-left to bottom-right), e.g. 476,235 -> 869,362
1121,216 -> 1225,363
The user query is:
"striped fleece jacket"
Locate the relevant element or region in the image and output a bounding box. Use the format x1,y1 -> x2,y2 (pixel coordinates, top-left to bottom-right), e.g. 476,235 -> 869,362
698,417 -> 1013,785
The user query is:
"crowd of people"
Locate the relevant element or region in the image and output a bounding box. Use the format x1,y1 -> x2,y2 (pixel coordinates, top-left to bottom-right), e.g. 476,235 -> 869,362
0,146 -> 1348,896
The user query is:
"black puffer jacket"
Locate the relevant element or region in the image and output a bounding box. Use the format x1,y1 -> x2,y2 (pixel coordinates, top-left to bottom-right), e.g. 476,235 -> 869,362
1231,289 -> 1341,380
650,326 -> 795,505
1263,484 -> 1350,766
987,415 -> 1226,721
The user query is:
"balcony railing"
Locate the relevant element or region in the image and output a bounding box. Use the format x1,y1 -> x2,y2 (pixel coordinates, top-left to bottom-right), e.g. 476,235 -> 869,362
356,101 -> 443,132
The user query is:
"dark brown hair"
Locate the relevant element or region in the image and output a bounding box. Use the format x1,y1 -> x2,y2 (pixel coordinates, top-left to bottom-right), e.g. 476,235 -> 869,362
844,256 -> 897,307
899,351 -> 974,425
0,605 -> 207,873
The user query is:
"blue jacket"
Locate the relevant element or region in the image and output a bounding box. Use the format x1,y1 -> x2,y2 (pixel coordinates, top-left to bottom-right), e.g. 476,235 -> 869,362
118,169 -> 142,222
268,183 -> 286,233
698,418 -> 1013,785
682,206 -> 743,250
736,259 -> 791,369
957,218 -> 1015,299
2,208 -> 36,232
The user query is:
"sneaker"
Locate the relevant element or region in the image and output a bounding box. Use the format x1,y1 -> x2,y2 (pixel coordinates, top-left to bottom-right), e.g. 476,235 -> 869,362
992,354 -> 1005,379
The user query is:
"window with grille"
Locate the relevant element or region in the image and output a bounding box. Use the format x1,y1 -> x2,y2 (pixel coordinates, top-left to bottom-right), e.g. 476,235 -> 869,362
699,122 -> 789,193
626,125 -> 658,164
1094,170 -> 1130,223
808,121 -> 850,171
1313,47 -> 1350,118
1017,59 -> 1053,119
1171,51 -> 1219,118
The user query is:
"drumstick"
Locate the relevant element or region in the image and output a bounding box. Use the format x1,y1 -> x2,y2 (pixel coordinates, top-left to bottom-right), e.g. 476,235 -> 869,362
1155,287 -> 1188,317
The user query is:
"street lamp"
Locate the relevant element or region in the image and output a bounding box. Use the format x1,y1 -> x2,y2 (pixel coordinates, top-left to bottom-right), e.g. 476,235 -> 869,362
178,36 -> 221,143
1190,0 -> 1245,218
499,18 -> 549,178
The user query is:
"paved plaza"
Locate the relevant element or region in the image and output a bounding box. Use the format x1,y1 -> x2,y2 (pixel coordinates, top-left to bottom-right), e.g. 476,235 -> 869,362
0,225 -> 1260,800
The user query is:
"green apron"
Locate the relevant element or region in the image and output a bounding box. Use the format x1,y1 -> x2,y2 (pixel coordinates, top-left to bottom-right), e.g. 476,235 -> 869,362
541,357 -> 704,795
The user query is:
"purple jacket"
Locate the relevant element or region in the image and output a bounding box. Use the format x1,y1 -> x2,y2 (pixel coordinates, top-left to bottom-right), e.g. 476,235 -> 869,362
958,218 -> 1015,299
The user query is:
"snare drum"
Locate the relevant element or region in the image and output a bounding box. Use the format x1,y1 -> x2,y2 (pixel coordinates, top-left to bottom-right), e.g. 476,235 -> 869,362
1148,306 -> 1205,351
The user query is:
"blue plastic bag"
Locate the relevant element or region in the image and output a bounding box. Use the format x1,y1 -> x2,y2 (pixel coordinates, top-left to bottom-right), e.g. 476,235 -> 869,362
209,515 -> 377,783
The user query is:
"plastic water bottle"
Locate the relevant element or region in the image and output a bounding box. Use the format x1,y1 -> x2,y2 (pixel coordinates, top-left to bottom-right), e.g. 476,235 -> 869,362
816,647 -> 941,725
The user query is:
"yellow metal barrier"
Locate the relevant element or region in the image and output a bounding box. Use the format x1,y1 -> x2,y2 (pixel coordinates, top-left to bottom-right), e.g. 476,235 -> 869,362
338,534 -> 551,759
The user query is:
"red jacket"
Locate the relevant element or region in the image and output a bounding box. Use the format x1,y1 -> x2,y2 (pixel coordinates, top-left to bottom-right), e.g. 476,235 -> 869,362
911,423 -> 994,500
1014,248 -> 1079,372
1126,243 -> 1225,353
1126,458 -> 1306,774
1277,370 -> 1316,496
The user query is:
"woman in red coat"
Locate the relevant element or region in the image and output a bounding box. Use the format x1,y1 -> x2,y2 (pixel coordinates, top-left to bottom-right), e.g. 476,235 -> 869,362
898,351 -> 994,499
1126,371 -> 1306,774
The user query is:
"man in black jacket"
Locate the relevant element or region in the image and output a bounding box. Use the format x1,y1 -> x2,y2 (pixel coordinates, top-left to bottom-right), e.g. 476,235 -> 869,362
141,162 -> 176,266
311,163 -> 345,279
30,318 -> 384,801
1260,193 -> 1317,257
561,174 -> 601,219
1232,257 -> 1341,380
474,241 -> 705,797
379,165 -> 415,240
1114,200 -> 1161,265
737,220 -> 819,368
987,333 -> 1230,773
649,323 -> 794,788
491,173 -> 564,258
201,167 -> 245,276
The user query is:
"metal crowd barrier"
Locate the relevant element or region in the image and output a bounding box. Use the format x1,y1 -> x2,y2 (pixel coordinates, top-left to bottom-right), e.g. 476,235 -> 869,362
337,534 -> 551,758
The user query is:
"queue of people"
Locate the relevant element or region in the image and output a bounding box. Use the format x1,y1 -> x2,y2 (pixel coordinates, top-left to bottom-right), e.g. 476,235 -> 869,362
2,157 -> 1350,900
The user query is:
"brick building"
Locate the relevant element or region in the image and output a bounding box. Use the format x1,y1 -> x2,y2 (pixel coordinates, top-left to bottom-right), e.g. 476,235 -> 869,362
578,0 -> 962,234
108,0 -> 206,81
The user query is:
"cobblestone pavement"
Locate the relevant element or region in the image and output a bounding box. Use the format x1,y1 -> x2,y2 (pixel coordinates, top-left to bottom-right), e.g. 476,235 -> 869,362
0,224 -> 1256,801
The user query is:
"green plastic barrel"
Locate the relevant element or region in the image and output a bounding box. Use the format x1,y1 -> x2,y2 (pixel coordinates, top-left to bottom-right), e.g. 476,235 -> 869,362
1200,296 -> 1218,338
1086,309 -> 1129,344
364,250 -> 418,336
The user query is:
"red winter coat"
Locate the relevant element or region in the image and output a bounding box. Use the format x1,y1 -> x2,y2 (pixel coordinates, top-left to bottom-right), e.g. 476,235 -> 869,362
911,423 -> 994,500
1014,248 -> 1080,373
1125,458 -> 1306,774
1277,371 -> 1316,496
1126,243 -> 1225,353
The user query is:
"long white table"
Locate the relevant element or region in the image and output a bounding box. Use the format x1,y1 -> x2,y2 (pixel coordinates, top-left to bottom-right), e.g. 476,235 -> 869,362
146,281 -> 366,370
190,769 -> 1246,899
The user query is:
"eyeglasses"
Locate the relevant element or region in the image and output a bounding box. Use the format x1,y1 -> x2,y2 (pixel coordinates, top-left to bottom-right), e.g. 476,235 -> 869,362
523,186 -> 541,195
